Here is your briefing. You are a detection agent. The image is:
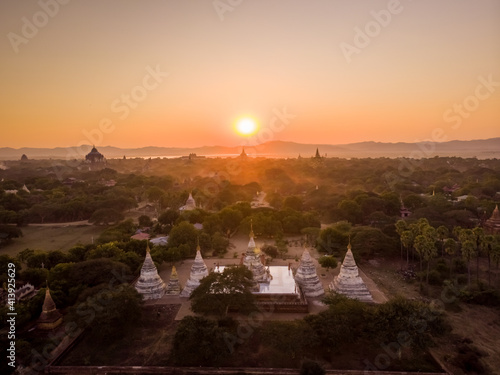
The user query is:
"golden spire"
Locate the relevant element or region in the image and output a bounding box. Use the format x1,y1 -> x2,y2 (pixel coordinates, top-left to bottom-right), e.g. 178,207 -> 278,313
196,236 -> 200,252
347,235 -> 352,250
249,219 -> 255,238
146,240 -> 151,253
171,266 -> 178,278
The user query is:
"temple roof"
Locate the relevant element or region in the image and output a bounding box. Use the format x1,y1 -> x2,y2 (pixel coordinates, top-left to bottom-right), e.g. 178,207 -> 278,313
38,287 -> 62,323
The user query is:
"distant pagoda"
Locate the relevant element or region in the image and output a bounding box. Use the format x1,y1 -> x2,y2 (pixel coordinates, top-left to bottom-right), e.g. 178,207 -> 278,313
37,285 -> 63,330
239,148 -> 248,158
294,249 -> 324,297
165,266 -> 181,295
85,145 -> 104,163
180,192 -> 196,211
243,223 -> 271,283
135,243 -> 166,300
484,205 -> 500,234
180,241 -> 209,297
329,242 -> 373,303
314,148 -> 321,159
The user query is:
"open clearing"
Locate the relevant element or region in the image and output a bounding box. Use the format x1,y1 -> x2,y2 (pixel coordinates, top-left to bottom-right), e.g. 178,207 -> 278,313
1,224 -> 102,256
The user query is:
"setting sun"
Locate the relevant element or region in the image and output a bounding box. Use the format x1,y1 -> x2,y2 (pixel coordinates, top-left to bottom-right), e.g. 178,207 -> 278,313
235,117 -> 258,136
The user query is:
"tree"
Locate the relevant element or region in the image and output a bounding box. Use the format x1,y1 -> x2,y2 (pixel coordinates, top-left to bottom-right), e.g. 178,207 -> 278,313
436,225 -> 449,257
318,255 -> 338,273
190,266 -> 256,316
444,238 -> 457,278
218,207 -> 243,235
458,228 -> 477,286
158,209 -> 180,227
283,195 -> 304,211
171,316 -> 232,366
146,186 -> 165,209
472,227 -> 485,284
138,214 -> 153,228
168,222 -> 198,256
89,208 -> 124,225
77,284 -> 142,342
395,220 -> 408,268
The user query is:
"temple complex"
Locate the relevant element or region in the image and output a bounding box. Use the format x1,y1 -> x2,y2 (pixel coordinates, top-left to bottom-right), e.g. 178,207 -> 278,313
330,242 -> 373,303
242,225 -> 271,283
85,146 -> 105,164
37,286 -> 63,330
484,205 -> 500,234
180,242 -> 209,297
294,249 -> 324,297
165,266 -> 181,295
135,244 -> 167,300
179,193 -> 196,211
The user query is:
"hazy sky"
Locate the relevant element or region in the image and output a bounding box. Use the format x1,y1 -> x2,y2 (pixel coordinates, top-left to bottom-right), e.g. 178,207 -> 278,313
1,0 -> 499,148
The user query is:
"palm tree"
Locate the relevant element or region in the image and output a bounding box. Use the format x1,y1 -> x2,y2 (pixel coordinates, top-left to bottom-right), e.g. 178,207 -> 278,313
444,238 -> 456,279
436,225 -> 449,257
472,227 -> 485,284
458,228 -> 476,287
395,220 -> 408,269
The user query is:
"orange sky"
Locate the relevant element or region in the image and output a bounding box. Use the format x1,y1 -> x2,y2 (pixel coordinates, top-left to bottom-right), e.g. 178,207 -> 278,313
0,0 -> 499,148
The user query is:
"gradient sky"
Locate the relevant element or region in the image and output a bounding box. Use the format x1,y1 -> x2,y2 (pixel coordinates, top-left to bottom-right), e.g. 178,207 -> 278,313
1,0 -> 499,148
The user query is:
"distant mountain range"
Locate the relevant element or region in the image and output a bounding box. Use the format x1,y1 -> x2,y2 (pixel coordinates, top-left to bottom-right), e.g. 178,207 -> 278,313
1,138 -> 499,160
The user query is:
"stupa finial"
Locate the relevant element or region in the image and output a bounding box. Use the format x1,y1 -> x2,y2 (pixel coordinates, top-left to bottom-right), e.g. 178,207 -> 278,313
250,219 -> 255,238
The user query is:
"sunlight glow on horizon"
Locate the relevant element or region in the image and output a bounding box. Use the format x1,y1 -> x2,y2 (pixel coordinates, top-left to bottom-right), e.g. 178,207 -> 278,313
0,1 -> 499,148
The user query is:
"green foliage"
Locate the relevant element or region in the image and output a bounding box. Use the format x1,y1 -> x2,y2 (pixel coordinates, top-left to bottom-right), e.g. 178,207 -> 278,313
190,266 -> 256,316
171,316 -> 232,366
138,214 -> 153,227
371,297 -> 449,350
316,226 -> 348,255
261,321 -> 318,359
261,244 -> 279,259
168,221 -> 198,256
75,284 -> 143,343
318,255 -> 337,270
97,219 -> 136,243
305,295 -> 368,352
89,208 -> 124,225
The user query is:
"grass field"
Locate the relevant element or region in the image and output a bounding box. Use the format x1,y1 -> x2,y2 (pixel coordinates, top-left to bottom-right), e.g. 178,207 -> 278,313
0,224 -> 103,256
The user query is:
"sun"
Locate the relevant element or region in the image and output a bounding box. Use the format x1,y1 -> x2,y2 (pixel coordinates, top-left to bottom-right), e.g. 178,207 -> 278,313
235,117 -> 258,136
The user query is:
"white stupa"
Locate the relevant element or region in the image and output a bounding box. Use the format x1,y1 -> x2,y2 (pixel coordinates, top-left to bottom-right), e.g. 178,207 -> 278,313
329,242 -> 373,303
180,241 -> 208,297
135,243 -> 167,300
243,223 -> 271,283
294,249 -> 324,297
165,266 -> 181,295
179,192 -> 196,211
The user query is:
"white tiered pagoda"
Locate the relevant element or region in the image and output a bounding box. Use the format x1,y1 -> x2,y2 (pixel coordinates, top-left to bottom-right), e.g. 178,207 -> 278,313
180,242 -> 209,297
165,266 -> 181,295
135,243 -> 167,300
242,224 -> 271,283
294,249 -> 324,297
329,242 -> 373,303
179,193 -> 196,211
